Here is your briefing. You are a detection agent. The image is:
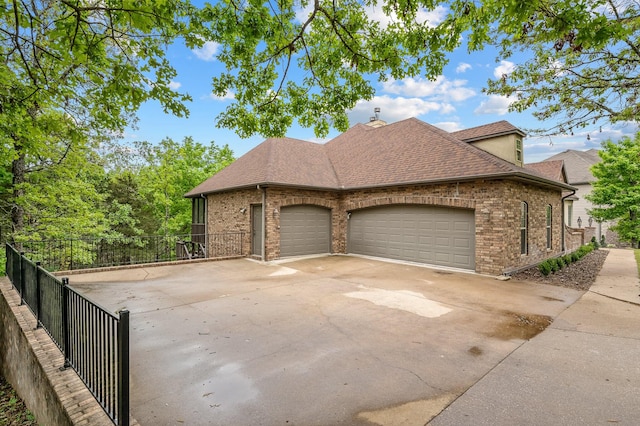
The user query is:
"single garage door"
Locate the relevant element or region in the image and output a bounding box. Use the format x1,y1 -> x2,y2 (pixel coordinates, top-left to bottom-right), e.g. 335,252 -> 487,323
280,205 -> 331,257
348,205 -> 475,270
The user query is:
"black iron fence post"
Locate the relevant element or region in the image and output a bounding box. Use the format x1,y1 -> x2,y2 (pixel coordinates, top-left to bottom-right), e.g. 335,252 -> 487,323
19,252 -> 25,305
60,277 -> 71,370
35,261 -> 42,328
117,309 -> 130,426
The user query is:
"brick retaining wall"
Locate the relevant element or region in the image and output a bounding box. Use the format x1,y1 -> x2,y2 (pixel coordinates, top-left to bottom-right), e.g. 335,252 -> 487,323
0,277 -> 136,426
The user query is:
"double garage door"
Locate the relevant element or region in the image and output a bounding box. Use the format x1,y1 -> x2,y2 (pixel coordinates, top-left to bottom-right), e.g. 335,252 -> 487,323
279,204 -> 475,270
348,205 -> 475,270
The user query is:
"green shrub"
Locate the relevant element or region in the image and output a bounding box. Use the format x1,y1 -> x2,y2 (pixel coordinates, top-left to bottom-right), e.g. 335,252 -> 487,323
556,256 -> 566,268
539,260 -> 552,276
549,258 -> 560,272
571,252 -> 580,262
590,237 -> 600,249
600,235 -> 606,247
563,254 -> 573,265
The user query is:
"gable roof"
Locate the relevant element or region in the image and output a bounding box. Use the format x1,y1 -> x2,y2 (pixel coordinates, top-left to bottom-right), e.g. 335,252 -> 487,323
542,149 -> 601,184
186,118 -> 573,197
451,120 -> 526,143
525,160 -> 567,183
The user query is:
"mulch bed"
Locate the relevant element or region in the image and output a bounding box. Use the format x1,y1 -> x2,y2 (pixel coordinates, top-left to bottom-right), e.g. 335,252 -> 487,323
510,249 -> 609,291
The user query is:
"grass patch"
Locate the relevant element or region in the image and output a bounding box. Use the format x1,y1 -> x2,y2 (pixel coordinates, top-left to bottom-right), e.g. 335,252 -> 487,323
0,375 -> 37,425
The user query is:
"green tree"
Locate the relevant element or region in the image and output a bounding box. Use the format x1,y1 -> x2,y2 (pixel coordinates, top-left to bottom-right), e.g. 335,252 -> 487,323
586,134 -> 640,248
0,111 -> 111,242
484,0 -> 639,135
1,0 -> 201,239
200,0 -> 636,138
135,137 -> 234,235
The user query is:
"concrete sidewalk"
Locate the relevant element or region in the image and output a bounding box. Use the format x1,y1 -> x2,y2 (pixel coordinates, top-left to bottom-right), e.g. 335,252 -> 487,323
430,248 -> 640,425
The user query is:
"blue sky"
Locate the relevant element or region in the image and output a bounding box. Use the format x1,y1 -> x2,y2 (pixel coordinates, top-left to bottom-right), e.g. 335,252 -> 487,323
126,5 -> 638,164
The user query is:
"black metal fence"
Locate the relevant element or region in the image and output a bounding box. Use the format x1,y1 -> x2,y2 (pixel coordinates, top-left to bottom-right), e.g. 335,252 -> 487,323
6,244 -> 129,426
15,232 -> 245,272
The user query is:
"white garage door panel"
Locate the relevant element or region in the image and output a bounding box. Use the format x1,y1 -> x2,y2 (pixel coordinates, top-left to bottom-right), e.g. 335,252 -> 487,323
348,205 -> 475,270
280,205 -> 331,257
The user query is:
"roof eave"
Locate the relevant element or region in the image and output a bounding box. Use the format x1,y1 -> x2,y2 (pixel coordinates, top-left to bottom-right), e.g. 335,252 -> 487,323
184,181 -> 339,197
342,172 -> 575,191
459,129 -> 527,143
186,172 -> 575,197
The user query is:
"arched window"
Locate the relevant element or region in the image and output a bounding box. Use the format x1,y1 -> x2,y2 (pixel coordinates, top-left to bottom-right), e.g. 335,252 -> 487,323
520,202 -> 528,255
546,205 -> 552,249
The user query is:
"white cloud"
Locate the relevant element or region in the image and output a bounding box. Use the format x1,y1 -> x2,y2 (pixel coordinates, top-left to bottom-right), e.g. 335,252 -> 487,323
416,6 -> 448,26
209,90 -> 235,101
168,81 -> 181,90
348,95 -> 446,125
193,41 -> 220,62
456,62 -> 471,73
433,121 -> 462,132
295,2 -> 447,29
493,60 -> 516,79
295,1 -> 315,23
382,76 -> 476,103
364,4 -> 448,28
474,95 -> 512,115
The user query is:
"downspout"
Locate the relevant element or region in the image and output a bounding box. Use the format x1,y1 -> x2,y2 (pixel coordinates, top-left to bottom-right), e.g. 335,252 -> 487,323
561,189 -> 576,252
259,185 -> 266,261
201,193 -> 207,258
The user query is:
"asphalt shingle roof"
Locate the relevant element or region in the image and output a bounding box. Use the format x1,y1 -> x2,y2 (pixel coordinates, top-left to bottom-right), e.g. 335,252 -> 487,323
451,120 -> 526,142
525,160 -> 567,183
542,149 -> 600,184
186,118 -> 571,196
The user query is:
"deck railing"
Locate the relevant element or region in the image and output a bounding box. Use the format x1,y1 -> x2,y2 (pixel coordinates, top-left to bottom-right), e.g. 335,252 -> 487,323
14,232 -> 245,272
5,244 -> 130,426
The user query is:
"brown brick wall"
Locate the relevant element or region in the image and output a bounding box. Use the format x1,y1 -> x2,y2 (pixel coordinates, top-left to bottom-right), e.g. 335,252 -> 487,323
206,188 -> 262,256
206,179 -> 566,275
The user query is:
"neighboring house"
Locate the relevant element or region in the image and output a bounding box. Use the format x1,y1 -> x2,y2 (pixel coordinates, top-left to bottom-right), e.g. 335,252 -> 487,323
540,149 -> 617,244
186,118 -> 575,275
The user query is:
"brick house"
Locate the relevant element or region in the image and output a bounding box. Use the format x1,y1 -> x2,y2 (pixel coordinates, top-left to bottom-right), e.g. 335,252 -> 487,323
186,118 -> 574,275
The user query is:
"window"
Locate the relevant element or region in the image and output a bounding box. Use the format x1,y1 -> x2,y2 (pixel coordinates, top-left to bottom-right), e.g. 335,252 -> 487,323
192,197 -> 206,224
567,202 -> 573,226
546,205 -> 552,249
516,139 -> 523,163
520,201 -> 528,255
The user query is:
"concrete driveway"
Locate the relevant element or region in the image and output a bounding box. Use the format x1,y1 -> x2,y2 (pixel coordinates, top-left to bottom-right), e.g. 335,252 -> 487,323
70,255 -> 583,425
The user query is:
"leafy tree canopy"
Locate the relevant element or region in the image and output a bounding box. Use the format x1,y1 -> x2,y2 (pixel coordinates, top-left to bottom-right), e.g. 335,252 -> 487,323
485,0 -> 640,136
200,0 -> 636,138
130,137 -> 234,235
1,0 -> 204,238
587,133 -> 640,247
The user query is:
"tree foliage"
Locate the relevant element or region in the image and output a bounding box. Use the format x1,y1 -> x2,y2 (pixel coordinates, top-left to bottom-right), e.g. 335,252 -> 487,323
484,0 -> 640,135
135,137 -> 234,235
586,133 -> 640,247
200,0 -> 639,138
1,0 -> 200,238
